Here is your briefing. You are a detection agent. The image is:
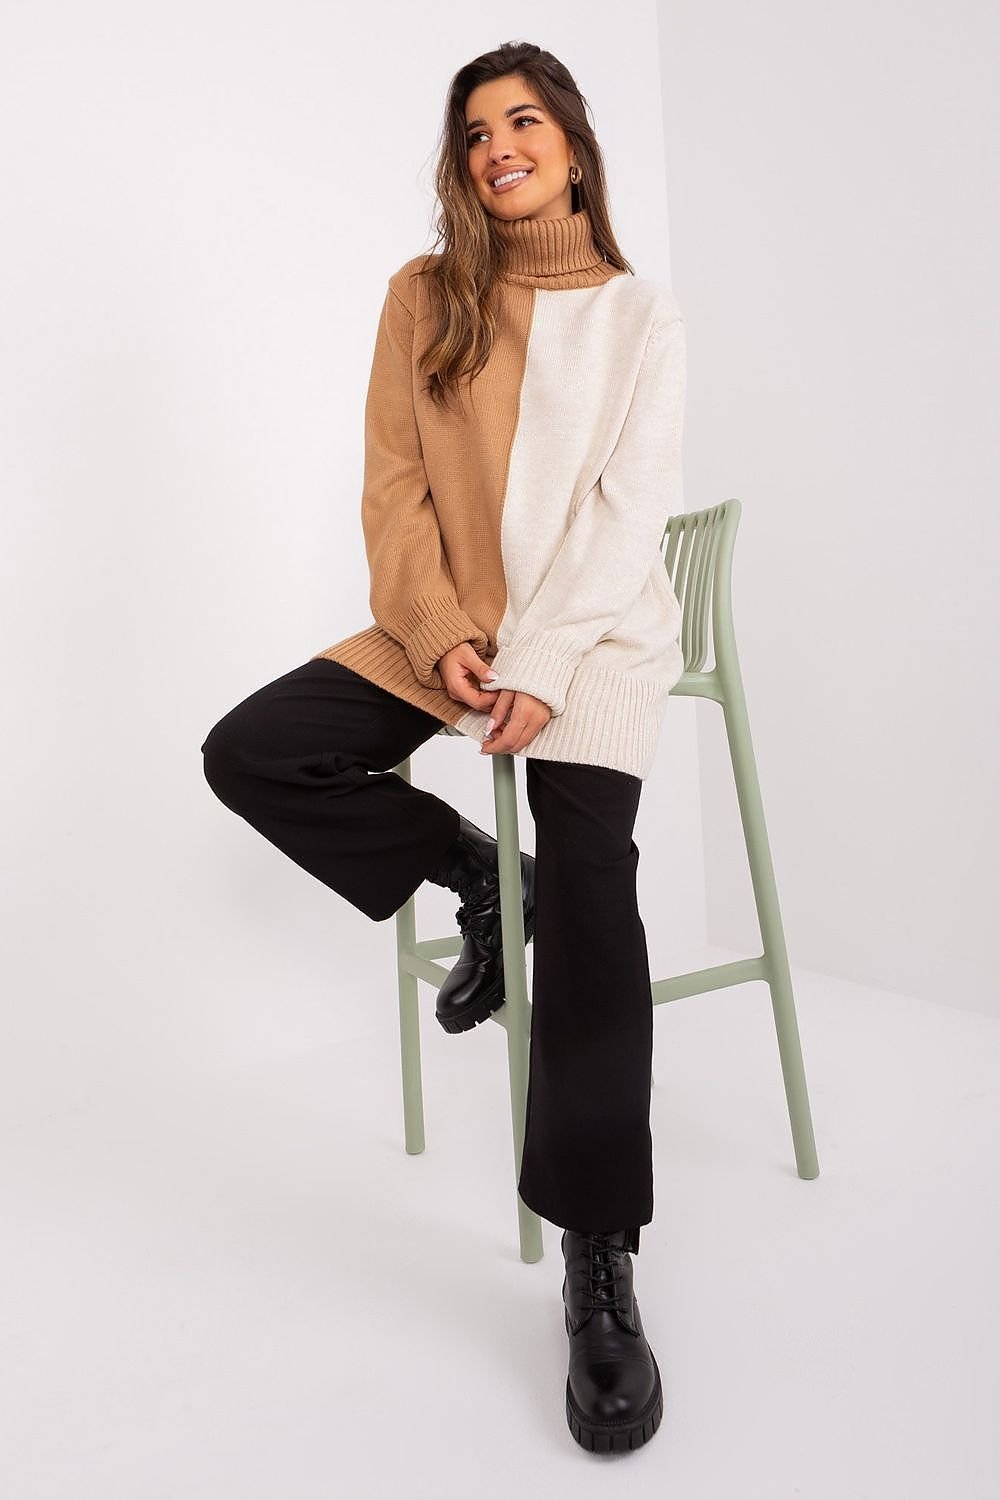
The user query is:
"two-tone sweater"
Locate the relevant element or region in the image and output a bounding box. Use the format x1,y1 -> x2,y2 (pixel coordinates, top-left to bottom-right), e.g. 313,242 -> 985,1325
310,208 -> 687,779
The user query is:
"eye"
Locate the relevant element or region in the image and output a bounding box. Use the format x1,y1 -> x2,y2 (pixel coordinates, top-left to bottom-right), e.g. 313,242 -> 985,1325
466,115 -> 541,147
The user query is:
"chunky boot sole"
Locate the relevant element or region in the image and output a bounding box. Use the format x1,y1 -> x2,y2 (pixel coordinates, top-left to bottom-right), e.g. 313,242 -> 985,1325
564,1340 -> 664,1453
435,892 -> 536,1034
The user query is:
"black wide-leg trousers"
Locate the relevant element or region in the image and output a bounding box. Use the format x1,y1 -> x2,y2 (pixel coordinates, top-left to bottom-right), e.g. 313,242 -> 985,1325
200,658 -> 654,1240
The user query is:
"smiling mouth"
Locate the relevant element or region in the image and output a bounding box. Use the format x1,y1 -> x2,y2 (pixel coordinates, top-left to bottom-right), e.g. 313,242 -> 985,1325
490,168 -> 533,192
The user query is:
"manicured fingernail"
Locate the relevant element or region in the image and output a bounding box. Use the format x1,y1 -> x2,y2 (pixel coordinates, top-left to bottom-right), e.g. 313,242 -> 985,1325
485,671 -> 498,680
485,718 -> 495,734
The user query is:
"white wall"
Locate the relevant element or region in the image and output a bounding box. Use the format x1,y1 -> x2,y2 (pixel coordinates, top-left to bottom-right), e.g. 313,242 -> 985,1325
659,1 -> 1000,1016
0,1 -> 705,1113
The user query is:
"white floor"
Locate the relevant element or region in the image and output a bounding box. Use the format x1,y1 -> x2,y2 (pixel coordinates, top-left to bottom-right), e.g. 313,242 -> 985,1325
3,957 -> 999,1499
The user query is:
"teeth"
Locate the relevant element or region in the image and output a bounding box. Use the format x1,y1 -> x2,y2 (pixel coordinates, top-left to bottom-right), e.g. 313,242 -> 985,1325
492,169 -> 529,187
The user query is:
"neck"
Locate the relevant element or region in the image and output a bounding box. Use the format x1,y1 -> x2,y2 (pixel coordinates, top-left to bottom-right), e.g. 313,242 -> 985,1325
492,207 -> 607,285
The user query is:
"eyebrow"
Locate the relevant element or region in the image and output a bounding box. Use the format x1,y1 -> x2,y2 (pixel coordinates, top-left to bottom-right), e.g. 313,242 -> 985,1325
465,103 -> 543,131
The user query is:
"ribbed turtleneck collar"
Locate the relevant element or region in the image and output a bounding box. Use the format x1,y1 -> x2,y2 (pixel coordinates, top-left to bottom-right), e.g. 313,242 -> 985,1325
493,208 -> 607,284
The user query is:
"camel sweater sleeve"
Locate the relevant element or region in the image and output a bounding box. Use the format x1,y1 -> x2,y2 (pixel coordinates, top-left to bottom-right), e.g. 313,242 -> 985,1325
481,310 -> 686,717
359,281 -> 488,690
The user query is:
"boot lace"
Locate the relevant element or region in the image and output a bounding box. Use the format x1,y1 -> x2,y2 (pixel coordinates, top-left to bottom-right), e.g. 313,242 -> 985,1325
454,892 -> 501,946
577,1231 -> 632,1315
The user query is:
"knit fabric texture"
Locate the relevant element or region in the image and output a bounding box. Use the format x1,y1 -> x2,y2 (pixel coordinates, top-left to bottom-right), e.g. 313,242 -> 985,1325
310,208 -> 687,779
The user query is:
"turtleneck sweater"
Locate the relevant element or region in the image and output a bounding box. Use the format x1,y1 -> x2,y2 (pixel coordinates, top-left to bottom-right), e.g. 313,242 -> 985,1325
310,208 -> 686,779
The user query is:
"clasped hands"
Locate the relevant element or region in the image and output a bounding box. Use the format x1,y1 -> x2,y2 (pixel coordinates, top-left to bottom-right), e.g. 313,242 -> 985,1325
437,642 -> 551,754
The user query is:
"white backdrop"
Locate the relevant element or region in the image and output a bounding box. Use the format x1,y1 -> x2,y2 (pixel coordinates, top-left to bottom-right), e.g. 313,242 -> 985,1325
660,0 -> 1000,1015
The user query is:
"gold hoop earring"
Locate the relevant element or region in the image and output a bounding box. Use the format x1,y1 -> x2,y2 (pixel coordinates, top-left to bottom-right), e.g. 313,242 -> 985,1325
569,163 -> 582,184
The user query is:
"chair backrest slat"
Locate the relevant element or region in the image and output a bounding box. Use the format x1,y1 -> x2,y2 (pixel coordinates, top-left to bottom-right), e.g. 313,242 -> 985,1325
663,500 -> 740,674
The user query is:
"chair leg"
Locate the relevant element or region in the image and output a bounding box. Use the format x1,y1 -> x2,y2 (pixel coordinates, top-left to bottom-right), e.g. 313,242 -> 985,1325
721,688 -> 820,1180
492,754 -> 544,1263
393,755 -> 426,1156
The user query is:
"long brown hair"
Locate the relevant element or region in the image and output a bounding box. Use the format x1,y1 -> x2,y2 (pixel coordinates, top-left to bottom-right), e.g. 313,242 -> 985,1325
414,40 -> 634,410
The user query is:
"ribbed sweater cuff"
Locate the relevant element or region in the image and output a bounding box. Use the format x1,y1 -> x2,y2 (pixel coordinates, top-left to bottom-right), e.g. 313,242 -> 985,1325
398,595 -> 489,689
480,631 -> 582,717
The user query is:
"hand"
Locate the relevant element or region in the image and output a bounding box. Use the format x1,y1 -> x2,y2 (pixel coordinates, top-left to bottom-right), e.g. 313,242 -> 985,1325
437,641 -> 504,711
479,689 -> 552,755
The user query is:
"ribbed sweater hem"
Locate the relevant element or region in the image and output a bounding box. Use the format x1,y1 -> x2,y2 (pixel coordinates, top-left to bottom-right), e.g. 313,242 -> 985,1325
311,626 -> 680,780
454,656 -> 678,779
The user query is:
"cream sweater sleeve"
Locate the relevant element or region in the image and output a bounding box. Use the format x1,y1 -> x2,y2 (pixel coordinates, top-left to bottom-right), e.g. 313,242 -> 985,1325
360,279 -> 488,690
481,309 -> 686,717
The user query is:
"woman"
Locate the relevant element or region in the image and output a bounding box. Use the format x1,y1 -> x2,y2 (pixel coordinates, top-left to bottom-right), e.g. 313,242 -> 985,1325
201,40 -> 686,1455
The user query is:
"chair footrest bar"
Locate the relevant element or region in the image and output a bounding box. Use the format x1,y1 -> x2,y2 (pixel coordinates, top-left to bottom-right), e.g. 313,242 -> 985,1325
398,953 -> 460,988
651,955 -> 768,1004
399,935 -> 462,961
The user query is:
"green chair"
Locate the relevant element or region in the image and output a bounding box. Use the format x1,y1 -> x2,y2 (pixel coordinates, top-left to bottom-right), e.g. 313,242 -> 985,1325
391,499 -> 819,1264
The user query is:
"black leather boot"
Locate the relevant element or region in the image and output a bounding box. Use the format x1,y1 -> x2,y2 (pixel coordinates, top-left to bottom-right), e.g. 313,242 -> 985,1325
425,814 -> 535,1034
561,1227 -> 663,1453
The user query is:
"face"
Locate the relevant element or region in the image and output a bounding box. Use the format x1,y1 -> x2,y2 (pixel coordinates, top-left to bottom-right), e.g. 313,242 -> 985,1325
464,74 -> 576,222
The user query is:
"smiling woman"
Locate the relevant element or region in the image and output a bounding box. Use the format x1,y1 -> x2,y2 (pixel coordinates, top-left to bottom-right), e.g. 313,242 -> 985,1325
202,38 -> 681,1457
465,83 -> 577,219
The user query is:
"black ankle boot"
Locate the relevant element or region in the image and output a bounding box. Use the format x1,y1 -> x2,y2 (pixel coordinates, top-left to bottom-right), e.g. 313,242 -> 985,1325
426,815 -> 535,1034
561,1227 -> 663,1453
